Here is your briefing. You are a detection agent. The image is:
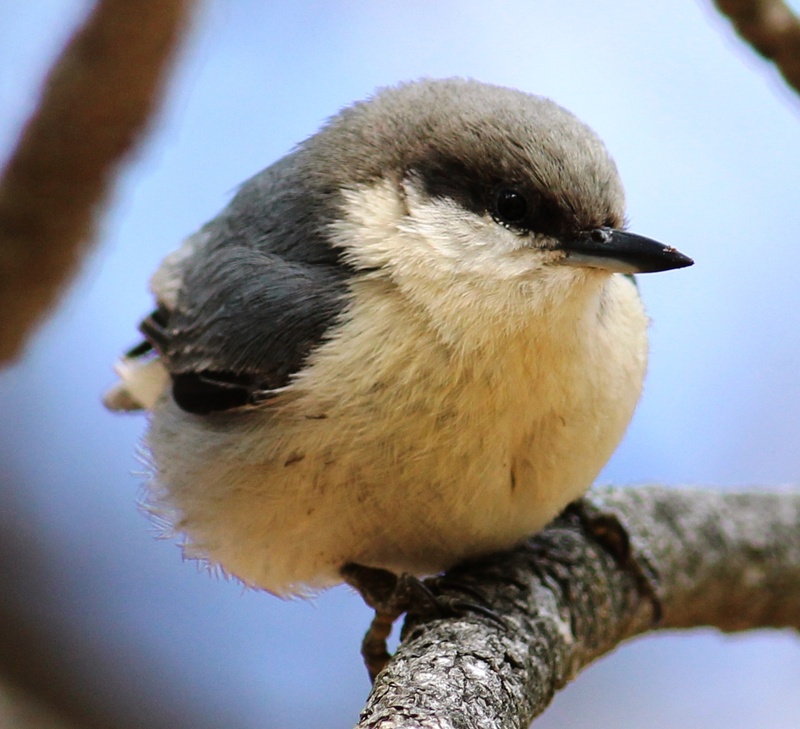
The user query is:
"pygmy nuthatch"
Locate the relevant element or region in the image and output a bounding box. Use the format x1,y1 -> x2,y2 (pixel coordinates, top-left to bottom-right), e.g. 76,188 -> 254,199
106,79 -> 692,597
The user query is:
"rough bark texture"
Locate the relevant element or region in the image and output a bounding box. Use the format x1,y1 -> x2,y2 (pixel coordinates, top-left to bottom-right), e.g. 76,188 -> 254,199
357,487 -> 800,728
0,0 -> 193,364
713,0 -> 800,95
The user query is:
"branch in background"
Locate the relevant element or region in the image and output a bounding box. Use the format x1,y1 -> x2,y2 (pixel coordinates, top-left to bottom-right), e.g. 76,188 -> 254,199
357,487 -> 800,728
0,0 -> 194,365
0,678 -> 80,729
713,0 -> 800,96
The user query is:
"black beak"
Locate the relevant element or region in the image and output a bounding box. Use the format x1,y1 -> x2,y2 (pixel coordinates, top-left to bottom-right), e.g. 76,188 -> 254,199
560,227 -> 693,274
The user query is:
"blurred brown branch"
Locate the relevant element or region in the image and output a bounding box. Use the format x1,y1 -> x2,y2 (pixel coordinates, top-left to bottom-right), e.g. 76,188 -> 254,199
0,0 -> 194,365
713,0 -> 800,95
0,1 -> 193,727
0,678 -> 80,729
357,487 -> 800,728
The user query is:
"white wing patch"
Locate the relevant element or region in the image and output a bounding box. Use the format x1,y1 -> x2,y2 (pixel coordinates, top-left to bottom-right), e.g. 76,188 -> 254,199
149,229 -> 211,308
104,355 -> 170,411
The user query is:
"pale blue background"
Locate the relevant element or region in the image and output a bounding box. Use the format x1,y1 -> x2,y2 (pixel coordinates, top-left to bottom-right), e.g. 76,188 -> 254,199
1,2 -> 799,727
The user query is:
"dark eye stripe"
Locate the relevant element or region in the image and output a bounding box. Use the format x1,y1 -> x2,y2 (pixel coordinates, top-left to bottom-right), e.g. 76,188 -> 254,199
413,156 -> 573,238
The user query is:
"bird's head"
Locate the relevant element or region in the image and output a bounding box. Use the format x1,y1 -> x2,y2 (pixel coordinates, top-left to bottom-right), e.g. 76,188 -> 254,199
300,79 -> 691,330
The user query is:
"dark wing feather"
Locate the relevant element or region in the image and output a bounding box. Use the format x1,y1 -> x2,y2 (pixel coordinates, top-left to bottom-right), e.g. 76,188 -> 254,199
143,245 -> 348,415
116,145 -> 360,414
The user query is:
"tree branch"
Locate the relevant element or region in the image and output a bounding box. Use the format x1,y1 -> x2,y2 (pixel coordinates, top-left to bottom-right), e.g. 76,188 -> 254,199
0,0 -> 194,365
356,486 -> 800,728
712,0 -> 800,96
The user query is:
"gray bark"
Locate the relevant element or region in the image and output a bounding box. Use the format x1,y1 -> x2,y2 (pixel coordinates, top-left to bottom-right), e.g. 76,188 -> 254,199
356,486 -> 800,728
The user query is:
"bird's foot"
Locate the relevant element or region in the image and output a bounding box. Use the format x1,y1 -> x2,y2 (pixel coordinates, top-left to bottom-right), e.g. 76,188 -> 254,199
341,563 -> 505,682
341,563 -> 433,681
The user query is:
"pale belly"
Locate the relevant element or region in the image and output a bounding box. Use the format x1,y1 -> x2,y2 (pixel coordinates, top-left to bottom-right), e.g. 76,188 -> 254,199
145,277 -> 648,595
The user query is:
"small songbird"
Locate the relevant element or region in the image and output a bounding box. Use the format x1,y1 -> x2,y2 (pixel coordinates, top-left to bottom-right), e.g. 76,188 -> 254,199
105,78 -> 692,599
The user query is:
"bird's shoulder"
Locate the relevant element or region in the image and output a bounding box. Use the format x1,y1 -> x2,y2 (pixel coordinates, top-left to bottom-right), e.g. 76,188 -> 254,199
136,153 -> 351,415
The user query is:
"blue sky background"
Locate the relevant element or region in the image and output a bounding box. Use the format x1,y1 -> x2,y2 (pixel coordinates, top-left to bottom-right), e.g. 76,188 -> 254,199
1,2 -> 799,727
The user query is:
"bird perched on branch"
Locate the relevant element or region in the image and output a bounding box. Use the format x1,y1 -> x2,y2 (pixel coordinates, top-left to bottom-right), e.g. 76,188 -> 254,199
106,78 -> 690,622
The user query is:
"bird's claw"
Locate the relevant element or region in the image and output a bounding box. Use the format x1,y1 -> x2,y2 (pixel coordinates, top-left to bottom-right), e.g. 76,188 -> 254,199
341,563 -> 506,681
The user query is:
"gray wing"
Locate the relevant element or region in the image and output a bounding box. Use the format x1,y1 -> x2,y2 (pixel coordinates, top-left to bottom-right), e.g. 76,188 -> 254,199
135,153 -> 351,415
141,246 -> 347,414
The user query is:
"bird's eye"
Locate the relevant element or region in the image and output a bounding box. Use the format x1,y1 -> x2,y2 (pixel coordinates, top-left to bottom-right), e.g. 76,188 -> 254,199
492,188 -> 528,227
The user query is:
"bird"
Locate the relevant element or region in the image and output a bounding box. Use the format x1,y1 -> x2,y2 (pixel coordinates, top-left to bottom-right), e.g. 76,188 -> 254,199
105,78 -> 692,604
